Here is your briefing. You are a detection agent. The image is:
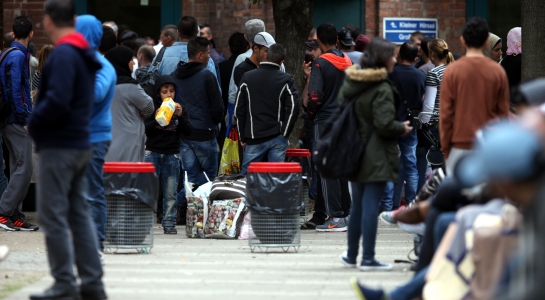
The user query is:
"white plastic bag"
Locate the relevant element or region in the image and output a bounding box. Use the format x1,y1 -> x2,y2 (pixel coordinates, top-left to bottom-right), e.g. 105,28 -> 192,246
238,210 -> 256,240
193,172 -> 213,199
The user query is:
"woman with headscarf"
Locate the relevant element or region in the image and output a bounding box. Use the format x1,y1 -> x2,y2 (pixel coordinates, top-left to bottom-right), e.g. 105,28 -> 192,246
501,27 -> 522,93
484,32 -> 503,63
104,45 -> 154,162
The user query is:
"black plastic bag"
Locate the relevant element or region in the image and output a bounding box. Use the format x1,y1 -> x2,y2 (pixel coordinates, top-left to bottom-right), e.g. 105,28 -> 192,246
103,171 -> 159,212
245,172 -> 303,215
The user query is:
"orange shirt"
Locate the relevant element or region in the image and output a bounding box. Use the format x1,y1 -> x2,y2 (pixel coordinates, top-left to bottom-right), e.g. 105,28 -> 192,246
439,56 -> 510,158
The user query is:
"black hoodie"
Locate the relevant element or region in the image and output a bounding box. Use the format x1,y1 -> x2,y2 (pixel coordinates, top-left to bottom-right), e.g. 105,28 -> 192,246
144,75 -> 192,154
172,61 -> 224,141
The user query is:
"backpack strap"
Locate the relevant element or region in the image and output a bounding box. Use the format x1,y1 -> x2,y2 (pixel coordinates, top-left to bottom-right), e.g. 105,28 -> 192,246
148,46 -> 167,74
0,47 -> 20,67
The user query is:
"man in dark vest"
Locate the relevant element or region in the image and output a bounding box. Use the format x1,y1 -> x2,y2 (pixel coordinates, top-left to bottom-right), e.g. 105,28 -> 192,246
172,37 -> 224,186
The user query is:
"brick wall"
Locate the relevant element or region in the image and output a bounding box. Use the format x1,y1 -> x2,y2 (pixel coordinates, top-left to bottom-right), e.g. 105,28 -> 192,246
365,0 -> 466,55
183,0 -> 276,58
3,0 -> 48,51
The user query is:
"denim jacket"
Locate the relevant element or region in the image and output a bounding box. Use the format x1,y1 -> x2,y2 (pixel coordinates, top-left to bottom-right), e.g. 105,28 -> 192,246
151,42 -> 221,92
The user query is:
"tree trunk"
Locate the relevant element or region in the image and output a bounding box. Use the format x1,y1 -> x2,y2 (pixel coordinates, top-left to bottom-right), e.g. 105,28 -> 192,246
272,0 -> 314,148
522,0 -> 545,80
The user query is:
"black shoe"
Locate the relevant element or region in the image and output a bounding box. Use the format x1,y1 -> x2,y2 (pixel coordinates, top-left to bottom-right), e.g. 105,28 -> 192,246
163,227 -> 177,234
81,289 -> 108,300
0,215 -> 18,231
11,217 -> 40,231
30,285 -> 80,300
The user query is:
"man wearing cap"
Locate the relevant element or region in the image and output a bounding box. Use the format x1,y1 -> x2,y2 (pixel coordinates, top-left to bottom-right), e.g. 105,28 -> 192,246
337,27 -> 362,65
232,32 -> 275,87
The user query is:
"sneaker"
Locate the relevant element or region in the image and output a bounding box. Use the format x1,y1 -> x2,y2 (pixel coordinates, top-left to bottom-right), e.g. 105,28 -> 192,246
0,245 -> 8,261
98,250 -> 105,266
0,215 -> 18,231
339,251 -> 356,268
163,227 -> 177,234
350,277 -> 385,300
11,218 -> 39,231
360,259 -> 393,271
379,211 -> 397,225
315,218 -> 347,232
398,221 -> 426,236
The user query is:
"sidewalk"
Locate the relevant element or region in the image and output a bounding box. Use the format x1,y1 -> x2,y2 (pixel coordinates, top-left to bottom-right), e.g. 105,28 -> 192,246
1,213 -> 414,300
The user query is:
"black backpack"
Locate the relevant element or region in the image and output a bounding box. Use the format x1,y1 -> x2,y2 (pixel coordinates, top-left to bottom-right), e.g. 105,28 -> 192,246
0,47 -> 20,130
313,95 -> 374,181
138,46 -> 166,98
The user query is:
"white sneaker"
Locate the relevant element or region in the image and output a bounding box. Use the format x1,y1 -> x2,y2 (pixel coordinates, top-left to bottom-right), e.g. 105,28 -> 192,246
99,250 -> 105,266
0,245 -> 8,261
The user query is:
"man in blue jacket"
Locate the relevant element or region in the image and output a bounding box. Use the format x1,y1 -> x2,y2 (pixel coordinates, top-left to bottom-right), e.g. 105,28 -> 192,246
28,1 -> 106,299
76,14 -> 117,262
0,16 -> 37,232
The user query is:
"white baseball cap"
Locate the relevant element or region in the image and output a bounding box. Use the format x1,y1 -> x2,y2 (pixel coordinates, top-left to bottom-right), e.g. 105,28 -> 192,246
253,32 -> 276,47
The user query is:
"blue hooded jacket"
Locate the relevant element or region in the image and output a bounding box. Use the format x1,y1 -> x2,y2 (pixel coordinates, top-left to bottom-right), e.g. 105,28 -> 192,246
0,41 -> 32,126
76,15 -> 117,143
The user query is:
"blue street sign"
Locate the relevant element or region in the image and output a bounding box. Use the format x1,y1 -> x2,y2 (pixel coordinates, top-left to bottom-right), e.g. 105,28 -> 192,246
383,18 -> 438,44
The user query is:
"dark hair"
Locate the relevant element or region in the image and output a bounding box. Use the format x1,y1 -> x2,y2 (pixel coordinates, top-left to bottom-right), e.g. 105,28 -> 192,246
199,23 -> 211,31
345,24 -> 361,40
137,45 -> 156,63
45,0 -> 75,28
410,31 -> 425,42
267,44 -> 286,65
316,23 -> 337,46
187,37 -> 210,60
399,42 -> 418,62
131,38 -> 148,55
462,17 -> 490,48
421,36 -> 433,57
178,16 -> 198,39
163,25 -> 178,41
3,33 -> 14,49
28,42 -> 36,56
99,25 -> 116,54
360,37 -> 395,69
228,32 -> 249,56
13,16 -> 32,39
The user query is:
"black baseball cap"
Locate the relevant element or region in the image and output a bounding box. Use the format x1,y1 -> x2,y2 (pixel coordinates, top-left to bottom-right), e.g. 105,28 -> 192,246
337,27 -> 355,47
305,39 -> 319,48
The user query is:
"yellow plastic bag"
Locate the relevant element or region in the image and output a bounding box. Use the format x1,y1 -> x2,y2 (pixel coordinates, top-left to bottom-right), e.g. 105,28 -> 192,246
219,128 -> 240,175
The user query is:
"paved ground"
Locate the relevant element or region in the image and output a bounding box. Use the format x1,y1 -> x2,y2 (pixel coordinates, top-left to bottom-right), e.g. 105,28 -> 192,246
1,213 -> 414,300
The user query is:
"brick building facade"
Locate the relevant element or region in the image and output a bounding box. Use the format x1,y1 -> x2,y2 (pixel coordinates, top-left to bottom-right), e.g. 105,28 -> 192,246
1,0 -> 513,58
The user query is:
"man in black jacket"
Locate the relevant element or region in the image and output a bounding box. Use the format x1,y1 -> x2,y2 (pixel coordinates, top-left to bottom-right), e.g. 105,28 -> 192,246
172,37 -> 224,186
235,44 -> 299,174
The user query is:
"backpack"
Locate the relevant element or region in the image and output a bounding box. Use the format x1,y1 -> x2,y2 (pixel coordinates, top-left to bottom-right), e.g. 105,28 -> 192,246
0,47 -> 20,130
312,94 -> 373,181
138,46 -> 166,98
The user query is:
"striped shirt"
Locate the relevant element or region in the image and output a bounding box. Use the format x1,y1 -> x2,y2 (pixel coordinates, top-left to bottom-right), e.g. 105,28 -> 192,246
425,65 -> 447,114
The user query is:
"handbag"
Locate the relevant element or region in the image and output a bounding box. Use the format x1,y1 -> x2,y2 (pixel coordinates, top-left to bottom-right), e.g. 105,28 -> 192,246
209,174 -> 246,201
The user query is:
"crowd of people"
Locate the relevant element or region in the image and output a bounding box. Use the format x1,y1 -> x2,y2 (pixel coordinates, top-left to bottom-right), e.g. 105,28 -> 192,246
0,0 -> 539,299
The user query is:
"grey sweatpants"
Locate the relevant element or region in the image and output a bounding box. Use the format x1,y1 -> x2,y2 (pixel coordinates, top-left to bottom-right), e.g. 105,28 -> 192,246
37,148 -> 104,292
0,124 -> 33,217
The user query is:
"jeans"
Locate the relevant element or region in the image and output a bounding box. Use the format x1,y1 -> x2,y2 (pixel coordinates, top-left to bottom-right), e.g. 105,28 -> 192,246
180,139 -> 218,186
241,135 -> 288,175
0,133 -> 8,197
393,130 -> 418,207
347,181 -> 387,261
145,152 -> 180,228
85,141 -> 110,251
380,181 -> 394,211
37,149 -> 103,292
0,124 -> 32,218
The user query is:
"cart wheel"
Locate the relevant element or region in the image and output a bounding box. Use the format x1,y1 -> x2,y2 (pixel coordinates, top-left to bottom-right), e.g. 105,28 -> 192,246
294,247 -> 299,253
282,247 -> 289,253
250,247 -> 255,253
